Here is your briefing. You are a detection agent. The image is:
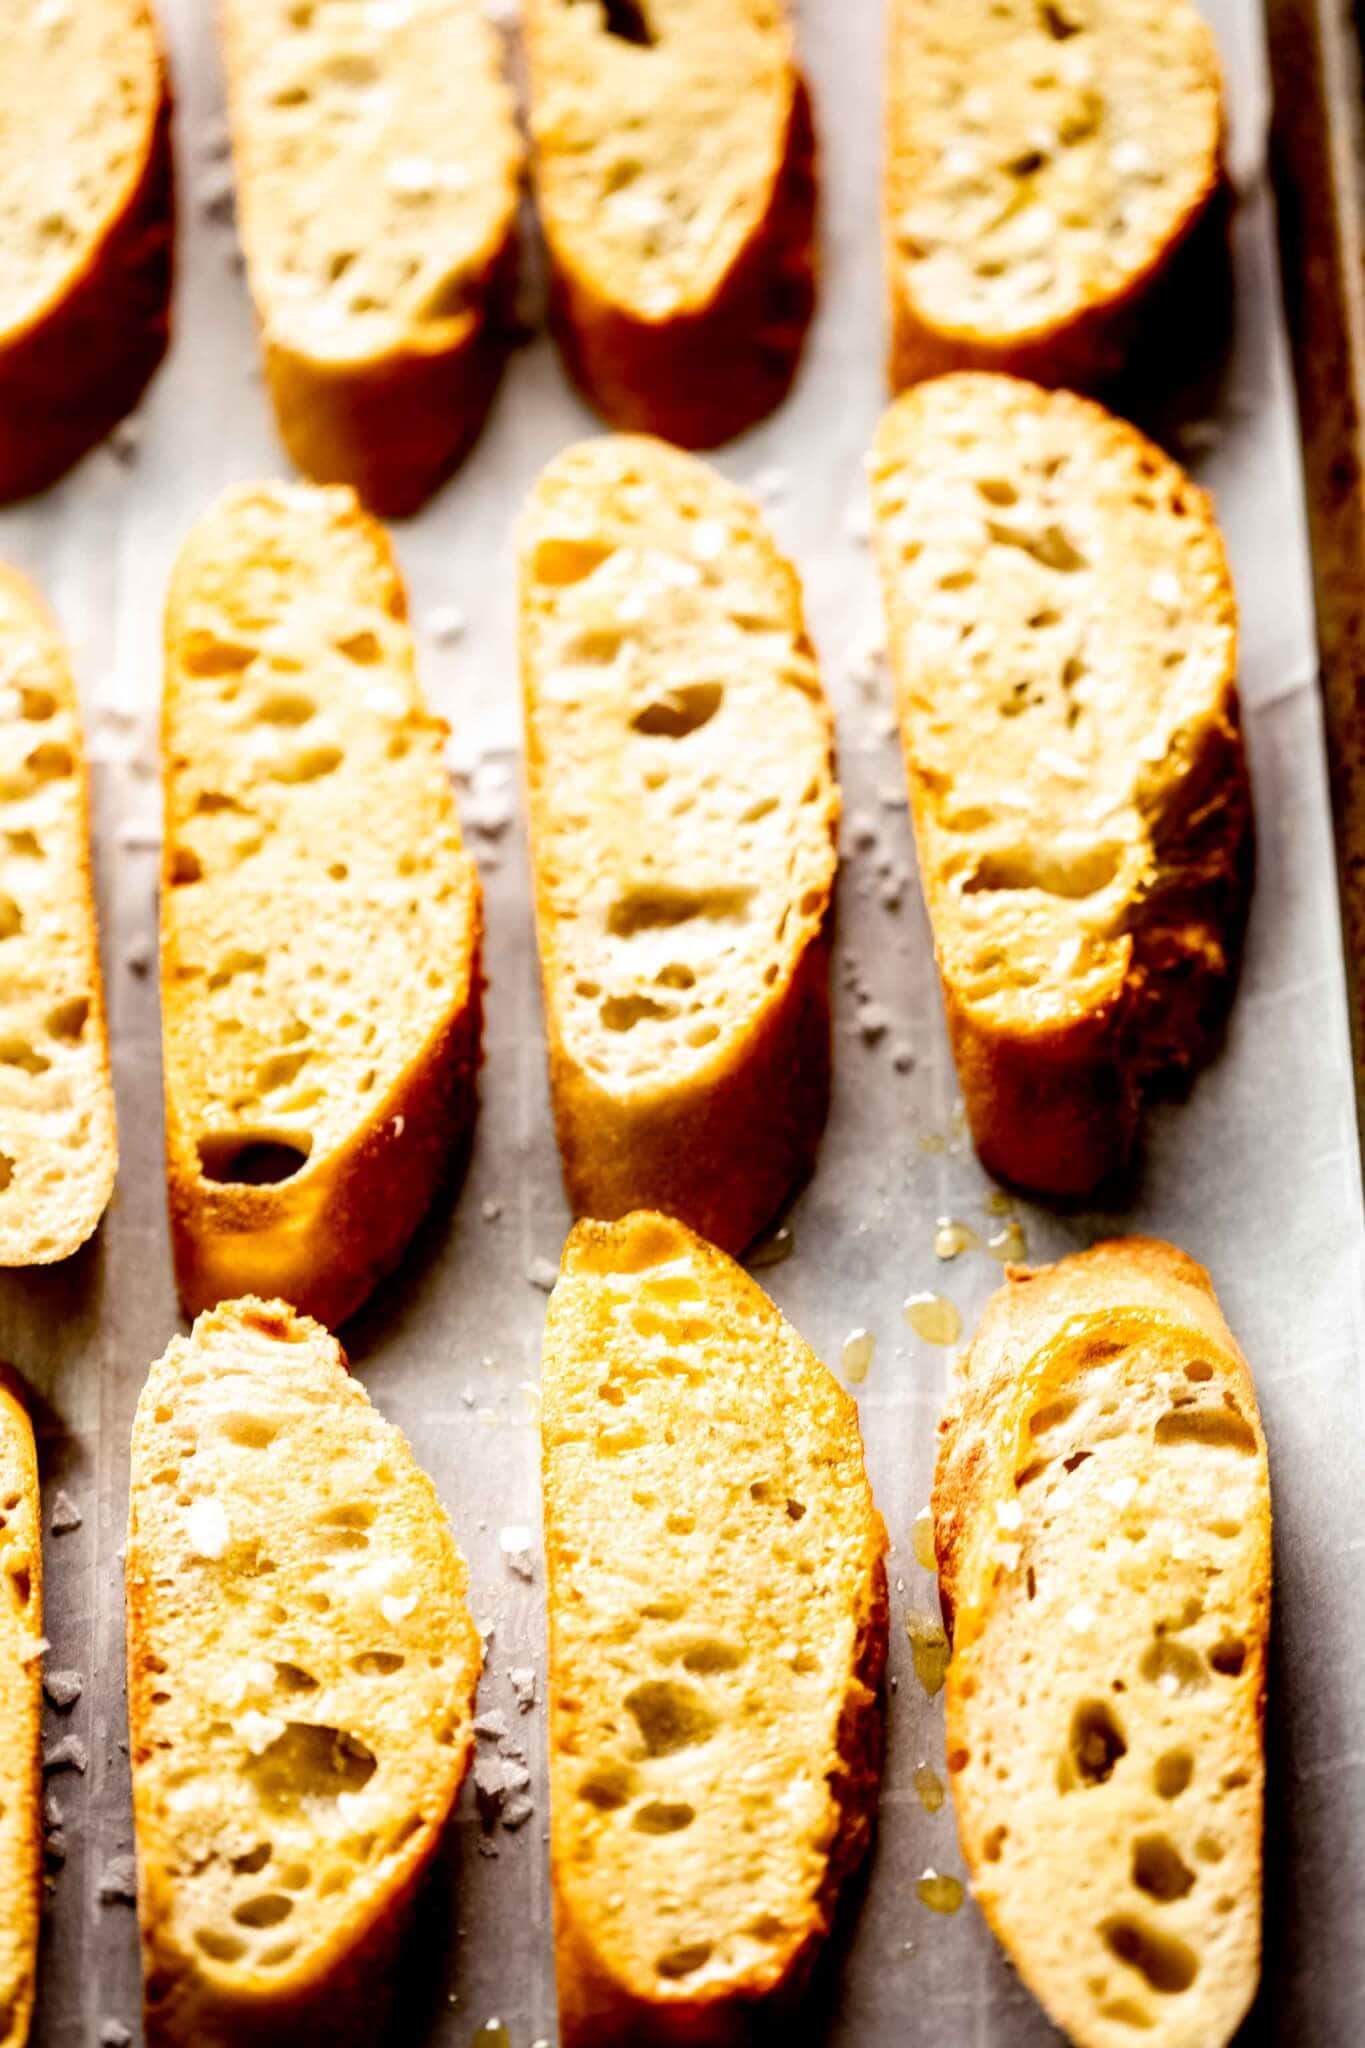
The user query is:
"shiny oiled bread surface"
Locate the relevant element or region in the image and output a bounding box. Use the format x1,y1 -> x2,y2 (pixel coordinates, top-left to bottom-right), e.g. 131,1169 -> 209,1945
934,1239 -> 1269,2048
542,1213 -> 888,2045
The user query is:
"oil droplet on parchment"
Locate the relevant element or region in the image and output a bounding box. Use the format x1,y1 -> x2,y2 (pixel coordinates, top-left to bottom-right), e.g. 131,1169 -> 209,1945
913,1761 -> 945,1813
987,1218 -> 1028,1262
471,2024 -> 511,2048
904,1292 -> 962,1345
749,1225 -> 793,1269
917,1869 -> 965,1914
841,1328 -> 875,1384
906,1611 -> 950,1696
933,1216 -> 978,1260
912,1505 -> 937,1572
983,1187 -> 1014,1217
918,1130 -> 946,1154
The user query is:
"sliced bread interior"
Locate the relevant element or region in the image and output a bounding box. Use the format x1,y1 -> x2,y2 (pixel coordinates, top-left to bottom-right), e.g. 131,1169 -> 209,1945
222,0 -> 523,514
0,565 -> 117,1263
0,1373 -> 41,2048
542,1212 -> 888,2044
524,0 -> 814,445
127,1298 -> 481,2046
160,481 -> 482,1328
933,1238 -> 1268,2048
518,435 -> 838,1253
870,372 -> 1250,1194
884,0 -> 1224,389
0,0 -> 171,498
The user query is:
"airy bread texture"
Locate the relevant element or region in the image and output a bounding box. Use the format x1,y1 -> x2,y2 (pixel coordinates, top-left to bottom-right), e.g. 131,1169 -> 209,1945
884,0 -> 1223,392
0,1375 -> 41,2048
127,1298 -> 482,2048
542,1213 -> 888,2046
518,436 -> 838,1254
0,0 -> 171,500
160,482 -> 482,1328
870,374 -> 1251,1195
933,1239 -> 1268,2048
0,566 -> 117,1263
222,0 -> 522,516
524,0 -> 815,446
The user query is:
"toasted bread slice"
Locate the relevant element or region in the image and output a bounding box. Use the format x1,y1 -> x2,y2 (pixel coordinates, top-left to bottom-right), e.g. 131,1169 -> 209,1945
933,1239 -> 1268,2048
524,0 -> 815,447
518,437 -> 838,1253
160,482 -> 482,1328
0,1373 -> 41,2048
222,0 -> 522,516
127,1298 -> 482,2048
0,0 -> 172,501
542,1213 -> 888,2046
870,374 -> 1250,1195
884,0 -> 1223,391
0,567 -> 117,1263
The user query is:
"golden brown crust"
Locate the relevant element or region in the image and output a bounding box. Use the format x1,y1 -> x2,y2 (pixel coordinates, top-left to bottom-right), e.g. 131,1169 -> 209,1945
0,1370 -> 40,2048
883,0 -> 1224,395
871,375 -> 1252,1196
0,9 -> 172,503
160,482 -> 483,1329
933,1239 -> 1269,2047
543,80 -> 816,449
128,1300 -> 481,2048
0,565 -> 118,1263
544,1215 -> 887,2045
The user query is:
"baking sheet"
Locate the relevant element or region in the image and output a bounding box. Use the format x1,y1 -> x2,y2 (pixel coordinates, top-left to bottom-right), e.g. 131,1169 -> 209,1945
2,1 -> 1363,2042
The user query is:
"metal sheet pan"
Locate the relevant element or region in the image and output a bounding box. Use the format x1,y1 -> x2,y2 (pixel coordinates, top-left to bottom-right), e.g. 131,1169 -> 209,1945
2,1 -> 1362,2041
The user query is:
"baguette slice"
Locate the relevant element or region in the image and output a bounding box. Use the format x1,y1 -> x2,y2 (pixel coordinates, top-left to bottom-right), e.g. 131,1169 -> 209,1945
0,0 -> 172,500
0,567 -> 117,1262
870,373 -> 1251,1195
160,482 -> 482,1328
518,436 -> 838,1253
933,1239 -> 1268,2048
127,1298 -> 482,2048
884,0 -> 1223,391
543,1212 -> 888,2046
222,0 -> 522,517
524,0 -> 815,447
0,1374 -> 41,2048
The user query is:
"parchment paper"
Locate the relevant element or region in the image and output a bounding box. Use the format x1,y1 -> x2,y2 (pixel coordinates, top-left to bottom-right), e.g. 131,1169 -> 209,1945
1,2 -> 1362,2042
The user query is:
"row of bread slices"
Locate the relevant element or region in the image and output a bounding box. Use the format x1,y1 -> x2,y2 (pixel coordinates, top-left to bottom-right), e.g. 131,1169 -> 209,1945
0,1217 -> 1269,2048
0,374 -> 1251,1306
1,0 -> 1225,511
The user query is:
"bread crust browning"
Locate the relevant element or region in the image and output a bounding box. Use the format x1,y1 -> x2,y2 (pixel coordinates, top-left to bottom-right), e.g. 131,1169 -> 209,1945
871,374 -> 1252,1196
933,1239 -> 1269,2048
544,79 -> 816,450
544,1215 -> 888,2045
127,1299 -> 482,2048
160,482 -> 483,1329
0,6 -> 172,502
883,0 -> 1224,395
0,1372 -> 41,2048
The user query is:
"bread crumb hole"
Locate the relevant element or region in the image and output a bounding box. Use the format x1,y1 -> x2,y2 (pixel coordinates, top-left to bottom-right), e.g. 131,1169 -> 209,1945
1209,1637 -> 1246,1677
1183,1359 -> 1213,1381
578,1762 -> 636,1810
197,1134 -> 312,1187
8,1565 -> 31,1607
257,690 -> 316,726
0,1154 -> 13,1193
273,743 -> 343,784
19,686 -> 56,720
983,1824 -> 1007,1862
231,1843 -> 271,1875
688,1020 -> 720,1048
533,537 -> 613,586
601,0 -> 656,46
656,1940 -> 713,1980
5,831 -> 41,858
1099,2001 -> 1155,2032
1154,1406 -> 1256,1455
0,896 -> 21,940
1101,1916 -> 1200,1995
1140,1639 -> 1207,1698
352,1651 -> 405,1676
183,635 -> 255,678
273,1663 -> 318,1694
1066,1700 -> 1126,1787
1132,1833 -> 1196,1902
0,1038 -> 49,1076
194,1928 -> 246,1963
232,1893 -> 293,1929
631,682 -> 723,738
244,1723 -> 377,1812
218,1413 -> 279,1451
335,631 -> 380,664
633,1800 -> 695,1835
1153,1749 -> 1193,1799
975,479 -> 1018,506
625,1680 -> 716,1757
678,1639 -> 744,1675
170,848 -> 202,885
1194,1832 -> 1224,1863
608,883 -> 750,936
